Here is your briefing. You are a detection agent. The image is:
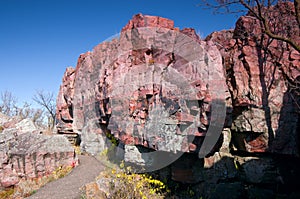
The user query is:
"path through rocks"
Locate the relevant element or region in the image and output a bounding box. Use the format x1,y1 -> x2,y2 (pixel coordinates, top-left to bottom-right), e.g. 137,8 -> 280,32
27,155 -> 105,199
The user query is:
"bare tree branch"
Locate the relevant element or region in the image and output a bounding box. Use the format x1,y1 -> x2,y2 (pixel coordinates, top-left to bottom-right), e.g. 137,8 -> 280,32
33,90 -> 56,129
0,91 -> 18,116
201,0 -> 300,52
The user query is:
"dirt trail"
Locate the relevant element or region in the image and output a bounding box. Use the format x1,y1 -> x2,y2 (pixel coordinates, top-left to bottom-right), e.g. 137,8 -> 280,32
27,155 -> 105,199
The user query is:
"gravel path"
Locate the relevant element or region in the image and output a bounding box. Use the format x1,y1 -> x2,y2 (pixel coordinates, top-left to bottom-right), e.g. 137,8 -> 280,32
27,155 -> 105,199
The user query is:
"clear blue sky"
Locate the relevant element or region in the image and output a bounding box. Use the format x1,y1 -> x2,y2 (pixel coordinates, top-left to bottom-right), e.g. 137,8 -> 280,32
0,0 -> 241,105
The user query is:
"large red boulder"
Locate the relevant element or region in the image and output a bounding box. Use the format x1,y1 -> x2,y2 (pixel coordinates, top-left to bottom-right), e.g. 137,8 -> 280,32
56,13 -> 227,156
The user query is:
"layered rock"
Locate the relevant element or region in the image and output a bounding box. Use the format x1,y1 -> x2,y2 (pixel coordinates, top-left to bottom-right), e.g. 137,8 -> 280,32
56,67 -> 76,133
206,1 -> 300,155
56,13 -> 227,157
56,3 -> 299,162
54,3 -> 300,198
0,118 -> 77,188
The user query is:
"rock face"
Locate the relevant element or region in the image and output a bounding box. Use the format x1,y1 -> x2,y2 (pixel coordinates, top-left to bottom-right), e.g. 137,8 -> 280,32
56,2 -> 299,165
56,2 -> 300,197
56,67 -> 76,134
56,13 -> 227,157
206,1 -> 300,155
0,118 -> 77,188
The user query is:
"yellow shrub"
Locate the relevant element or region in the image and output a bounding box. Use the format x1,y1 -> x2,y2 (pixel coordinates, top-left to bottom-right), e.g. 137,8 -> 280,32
101,164 -> 170,199
74,145 -> 81,155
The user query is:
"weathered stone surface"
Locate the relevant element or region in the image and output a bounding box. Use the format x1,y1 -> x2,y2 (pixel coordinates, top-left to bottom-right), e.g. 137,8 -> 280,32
56,67 -> 76,133
83,182 -> 108,199
56,13 -> 226,156
15,118 -> 38,133
0,119 -> 78,188
124,145 -> 153,167
80,121 -> 112,156
121,13 -> 177,32
1,118 -> 39,136
206,1 -> 300,155
2,116 -> 22,129
56,3 -> 299,181
0,113 -> 9,126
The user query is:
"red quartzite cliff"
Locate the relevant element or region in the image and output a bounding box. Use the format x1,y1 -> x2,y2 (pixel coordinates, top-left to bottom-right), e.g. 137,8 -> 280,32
206,1 -> 300,155
56,2 -> 300,160
56,13 -> 227,157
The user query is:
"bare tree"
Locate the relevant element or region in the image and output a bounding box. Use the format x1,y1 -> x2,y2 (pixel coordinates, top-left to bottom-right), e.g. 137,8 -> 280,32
33,90 -> 56,130
201,0 -> 300,53
0,90 -> 18,116
17,102 -> 46,127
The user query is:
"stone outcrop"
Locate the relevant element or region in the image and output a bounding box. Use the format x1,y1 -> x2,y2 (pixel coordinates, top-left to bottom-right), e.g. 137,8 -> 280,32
0,118 -> 77,188
56,13 -> 227,157
206,1 -> 300,155
56,5 -> 299,159
56,67 -> 76,134
56,2 -> 300,198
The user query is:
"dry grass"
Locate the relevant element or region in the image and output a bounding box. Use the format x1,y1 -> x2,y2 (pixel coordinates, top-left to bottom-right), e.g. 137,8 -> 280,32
0,188 -> 14,199
0,125 -> 4,133
0,165 -> 74,199
74,145 -> 81,155
82,162 -> 170,199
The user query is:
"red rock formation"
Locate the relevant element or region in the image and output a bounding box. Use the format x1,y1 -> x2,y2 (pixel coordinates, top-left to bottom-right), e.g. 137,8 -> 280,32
55,3 -> 300,194
0,119 -> 77,188
121,13 -> 177,32
56,67 -> 76,134
57,3 -> 300,159
56,13 -> 226,157
206,1 -> 300,154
